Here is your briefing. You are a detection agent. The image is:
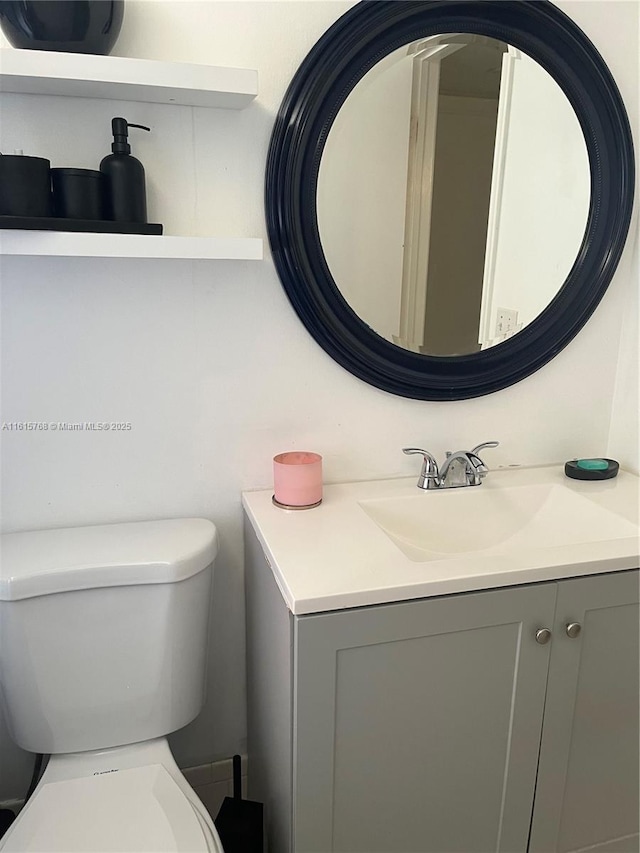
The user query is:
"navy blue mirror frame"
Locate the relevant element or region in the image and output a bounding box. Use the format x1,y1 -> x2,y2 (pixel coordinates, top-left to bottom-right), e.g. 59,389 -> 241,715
265,1 -> 635,401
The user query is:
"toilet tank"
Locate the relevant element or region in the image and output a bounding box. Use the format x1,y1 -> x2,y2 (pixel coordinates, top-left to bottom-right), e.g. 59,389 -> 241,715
0,518 -> 218,754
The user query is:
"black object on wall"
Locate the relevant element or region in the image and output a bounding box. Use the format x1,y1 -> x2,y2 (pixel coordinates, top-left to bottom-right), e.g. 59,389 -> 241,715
0,1 -> 124,55
0,154 -> 52,217
51,168 -> 104,220
100,118 -> 150,223
0,216 -> 162,234
265,0 -> 636,401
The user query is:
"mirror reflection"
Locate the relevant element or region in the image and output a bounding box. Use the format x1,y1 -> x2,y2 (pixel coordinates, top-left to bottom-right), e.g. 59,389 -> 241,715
317,35 -> 590,356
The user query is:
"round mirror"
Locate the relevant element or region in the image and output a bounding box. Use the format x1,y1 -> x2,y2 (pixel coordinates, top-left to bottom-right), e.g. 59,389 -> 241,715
317,35 -> 590,357
266,1 -> 635,399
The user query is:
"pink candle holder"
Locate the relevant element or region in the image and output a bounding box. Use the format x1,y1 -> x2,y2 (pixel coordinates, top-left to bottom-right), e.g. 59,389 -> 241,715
273,451 -> 323,509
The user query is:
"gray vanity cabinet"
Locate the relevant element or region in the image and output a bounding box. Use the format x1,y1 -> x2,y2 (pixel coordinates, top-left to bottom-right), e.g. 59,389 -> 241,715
293,583 -> 556,853
244,524 -> 639,853
528,570 -> 639,853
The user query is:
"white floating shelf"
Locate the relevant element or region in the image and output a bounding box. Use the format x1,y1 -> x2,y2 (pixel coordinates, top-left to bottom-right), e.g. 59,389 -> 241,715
0,231 -> 263,260
0,49 -> 258,109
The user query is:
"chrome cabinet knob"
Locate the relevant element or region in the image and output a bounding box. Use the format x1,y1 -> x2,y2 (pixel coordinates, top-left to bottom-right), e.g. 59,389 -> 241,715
566,622 -> 582,638
535,628 -> 552,645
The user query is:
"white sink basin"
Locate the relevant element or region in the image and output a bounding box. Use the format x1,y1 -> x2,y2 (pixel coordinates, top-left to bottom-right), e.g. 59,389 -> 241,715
359,483 -> 640,562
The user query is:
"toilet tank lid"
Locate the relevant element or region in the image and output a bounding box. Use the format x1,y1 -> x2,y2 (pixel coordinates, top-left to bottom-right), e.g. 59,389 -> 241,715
0,518 -> 218,601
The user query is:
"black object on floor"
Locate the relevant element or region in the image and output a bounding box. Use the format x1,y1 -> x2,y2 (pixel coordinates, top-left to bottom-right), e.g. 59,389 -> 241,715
0,808 -> 16,839
215,754 -> 264,853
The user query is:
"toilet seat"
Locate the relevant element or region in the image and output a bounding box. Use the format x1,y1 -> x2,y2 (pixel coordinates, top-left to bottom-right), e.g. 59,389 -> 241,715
1,764 -> 223,852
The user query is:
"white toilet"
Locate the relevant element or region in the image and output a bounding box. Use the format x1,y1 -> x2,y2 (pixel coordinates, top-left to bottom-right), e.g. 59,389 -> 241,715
0,518 -> 225,852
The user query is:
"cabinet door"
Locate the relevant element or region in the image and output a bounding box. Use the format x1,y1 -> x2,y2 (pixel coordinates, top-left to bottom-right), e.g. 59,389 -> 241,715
529,570 -> 639,853
294,584 -> 557,853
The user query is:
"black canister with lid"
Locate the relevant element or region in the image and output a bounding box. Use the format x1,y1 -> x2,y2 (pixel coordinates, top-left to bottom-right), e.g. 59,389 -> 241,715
0,155 -> 52,217
51,168 -> 104,220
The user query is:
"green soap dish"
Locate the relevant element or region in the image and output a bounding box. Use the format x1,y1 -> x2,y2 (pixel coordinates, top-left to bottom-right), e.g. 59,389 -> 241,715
565,458 -> 619,480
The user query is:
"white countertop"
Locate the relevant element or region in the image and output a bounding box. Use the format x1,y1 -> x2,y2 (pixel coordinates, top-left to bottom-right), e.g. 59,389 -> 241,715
242,465 -> 640,615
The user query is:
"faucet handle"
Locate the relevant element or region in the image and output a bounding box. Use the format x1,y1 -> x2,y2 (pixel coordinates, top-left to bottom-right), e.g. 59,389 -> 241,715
467,442 -> 499,484
402,447 -> 440,489
403,447 -> 438,466
470,441 -> 499,457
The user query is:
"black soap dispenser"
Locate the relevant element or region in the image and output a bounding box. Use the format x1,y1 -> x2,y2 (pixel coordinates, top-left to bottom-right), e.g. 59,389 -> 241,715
100,117 -> 150,223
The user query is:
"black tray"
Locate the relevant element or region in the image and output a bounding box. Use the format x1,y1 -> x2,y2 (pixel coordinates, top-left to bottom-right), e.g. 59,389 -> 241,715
0,216 -> 163,235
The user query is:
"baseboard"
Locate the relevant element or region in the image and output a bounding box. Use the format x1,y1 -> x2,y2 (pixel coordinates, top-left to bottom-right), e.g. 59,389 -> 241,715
0,755 -> 248,822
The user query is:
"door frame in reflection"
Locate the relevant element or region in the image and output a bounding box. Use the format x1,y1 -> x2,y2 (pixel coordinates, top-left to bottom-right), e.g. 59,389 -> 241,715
398,35 -> 504,356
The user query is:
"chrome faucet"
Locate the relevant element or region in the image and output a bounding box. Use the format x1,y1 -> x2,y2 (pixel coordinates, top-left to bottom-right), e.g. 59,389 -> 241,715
403,442 -> 499,490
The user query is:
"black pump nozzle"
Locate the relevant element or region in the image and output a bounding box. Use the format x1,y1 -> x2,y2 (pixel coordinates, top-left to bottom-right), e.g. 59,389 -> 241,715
111,117 -> 150,154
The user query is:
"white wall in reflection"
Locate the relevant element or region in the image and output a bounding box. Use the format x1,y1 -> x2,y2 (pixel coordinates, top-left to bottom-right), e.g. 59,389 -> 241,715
318,46 -> 411,342
479,50 -> 590,347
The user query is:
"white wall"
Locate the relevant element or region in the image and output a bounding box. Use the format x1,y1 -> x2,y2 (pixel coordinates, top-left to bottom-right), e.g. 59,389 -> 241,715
609,215 -> 640,472
0,0 -> 637,802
